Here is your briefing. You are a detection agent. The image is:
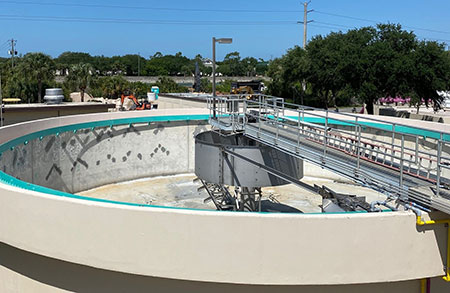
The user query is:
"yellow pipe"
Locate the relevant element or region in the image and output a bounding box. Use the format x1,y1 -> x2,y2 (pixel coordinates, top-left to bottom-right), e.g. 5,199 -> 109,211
420,278 -> 426,293
417,216 -> 450,282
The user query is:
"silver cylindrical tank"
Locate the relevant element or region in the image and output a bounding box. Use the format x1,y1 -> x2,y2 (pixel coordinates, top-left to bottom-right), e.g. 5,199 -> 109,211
44,88 -> 64,104
195,131 -> 303,187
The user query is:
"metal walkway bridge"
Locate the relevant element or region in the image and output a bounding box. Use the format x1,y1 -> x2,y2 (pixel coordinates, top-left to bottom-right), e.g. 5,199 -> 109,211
207,95 -> 450,214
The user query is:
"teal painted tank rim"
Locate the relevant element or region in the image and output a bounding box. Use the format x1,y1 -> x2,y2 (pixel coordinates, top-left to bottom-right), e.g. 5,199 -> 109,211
0,113 -> 399,214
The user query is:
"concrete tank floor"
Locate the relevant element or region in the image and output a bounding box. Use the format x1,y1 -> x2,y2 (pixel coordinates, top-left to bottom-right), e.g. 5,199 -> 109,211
78,174 -> 388,213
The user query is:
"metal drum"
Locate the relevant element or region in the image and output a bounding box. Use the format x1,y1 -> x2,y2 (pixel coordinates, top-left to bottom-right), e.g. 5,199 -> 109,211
44,88 -> 64,104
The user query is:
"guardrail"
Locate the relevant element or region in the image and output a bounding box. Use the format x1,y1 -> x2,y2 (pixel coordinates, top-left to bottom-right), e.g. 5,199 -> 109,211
207,94 -> 450,214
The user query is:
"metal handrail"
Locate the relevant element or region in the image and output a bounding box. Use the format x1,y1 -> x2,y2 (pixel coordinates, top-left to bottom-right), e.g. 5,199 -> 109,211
207,94 -> 450,213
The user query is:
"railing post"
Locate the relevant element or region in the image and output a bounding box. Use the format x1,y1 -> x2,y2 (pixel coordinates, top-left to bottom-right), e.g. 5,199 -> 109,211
415,136 -> 419,164
400,135 -> 405,188
356,125 -> 361,175
323,110 -> 328,159
275,103 -> 279,145
354,116 -> 359,152
391,124 -> 396,166
243,98 -> 247,129
302,107 -> 305,136
257,96 -> 262,138
297,111 -> 301,153
437,133 -> 443,197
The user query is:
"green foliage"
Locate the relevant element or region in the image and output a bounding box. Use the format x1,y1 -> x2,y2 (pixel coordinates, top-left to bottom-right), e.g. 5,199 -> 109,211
2,53 -> 56,103
50,51 -> 268,78
216,79 -> 233,93
217,52 -> 245,76
96,76 -> 130,99
144,52 -> 190,76
64,63 -> 96,102
267,47 -> 308,104
155,77 -> 188,93
198,78 -> 212,93
267,23 -> 450,112
409,41 -> 450,111
130,81 -> 151,99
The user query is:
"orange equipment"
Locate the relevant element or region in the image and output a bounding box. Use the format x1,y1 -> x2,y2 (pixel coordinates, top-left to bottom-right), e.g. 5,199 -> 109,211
120,94 -> 152,111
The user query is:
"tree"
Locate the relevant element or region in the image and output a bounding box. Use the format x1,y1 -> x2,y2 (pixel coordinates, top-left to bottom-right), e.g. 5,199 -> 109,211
266,46 -> 308,104
359,24 -> 417,114
306,33 -> 347,108
266,23 -> 450,113
255,59 -> 269,76
242,57 -> 258,77
20,53 -> 55,103
409,41 -> 450,112
218,52 -> 245,76
64,63 -> 96,102
145,52 -> 190,76
54,52 -> 93,76
155,77 -> 187,93
96,76 -> 130,99
130,81 -> 150,98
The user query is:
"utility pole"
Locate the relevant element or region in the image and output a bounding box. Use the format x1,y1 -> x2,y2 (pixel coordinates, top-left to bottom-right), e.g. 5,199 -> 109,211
298,1 -> 314,48
8,39 -> 17,68
297,1 -> 313,105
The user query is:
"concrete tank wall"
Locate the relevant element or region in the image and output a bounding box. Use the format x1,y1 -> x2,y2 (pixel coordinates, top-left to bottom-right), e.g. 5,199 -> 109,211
0,109 -> 449,292
4,241 -> 448,293
0,120 -> 208,193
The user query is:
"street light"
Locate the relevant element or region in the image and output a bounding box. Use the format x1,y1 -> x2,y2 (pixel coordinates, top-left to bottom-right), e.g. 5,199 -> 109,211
212,37 -> 232,118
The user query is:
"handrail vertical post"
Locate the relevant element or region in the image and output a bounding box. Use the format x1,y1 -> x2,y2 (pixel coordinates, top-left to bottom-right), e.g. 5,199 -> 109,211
297,110 -> 301,153
243,98 -> 247,129
356,125 -> 361,175
324,110 -> 328,159
392,124 -> 396,166
415,136 -> 419,164
400,134 -> 405,188
258,95 -> 262,138
355,116 -> 359,153
302,107 -> 305,136
437,133 -> 443,197
275,101 -> 279,145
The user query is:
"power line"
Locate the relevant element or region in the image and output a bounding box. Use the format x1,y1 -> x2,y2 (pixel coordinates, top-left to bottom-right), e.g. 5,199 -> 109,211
0,0 -> 303,13
314,21 -> 354,29
314,10 -> 450,35
0,14 -> 298,25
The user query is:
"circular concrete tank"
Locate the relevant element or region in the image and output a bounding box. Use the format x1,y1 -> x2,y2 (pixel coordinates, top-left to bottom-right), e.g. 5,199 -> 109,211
0,109 -> 448,292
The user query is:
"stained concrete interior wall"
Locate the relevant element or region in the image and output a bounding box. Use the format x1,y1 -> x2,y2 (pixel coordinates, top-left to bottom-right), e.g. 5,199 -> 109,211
0,120 -> 209,194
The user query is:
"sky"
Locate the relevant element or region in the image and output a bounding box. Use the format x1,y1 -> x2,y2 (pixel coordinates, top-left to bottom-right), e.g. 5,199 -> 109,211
0,0 -> 449,60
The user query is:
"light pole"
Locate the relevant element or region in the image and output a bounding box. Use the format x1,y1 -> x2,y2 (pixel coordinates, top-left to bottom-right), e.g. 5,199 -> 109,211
212,37 -> 232,118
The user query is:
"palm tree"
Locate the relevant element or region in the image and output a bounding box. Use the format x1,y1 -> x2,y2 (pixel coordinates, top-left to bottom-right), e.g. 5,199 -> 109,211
20,53 -> 55,103
66,63 -> 95,102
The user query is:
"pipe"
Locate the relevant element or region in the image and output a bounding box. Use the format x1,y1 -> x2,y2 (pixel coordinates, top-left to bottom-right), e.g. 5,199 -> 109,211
420,278 -> 431,293
370,200 -> 398,212
405,203 -> 423,218
416,214 -> 450,282
420,278 -> 426,293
